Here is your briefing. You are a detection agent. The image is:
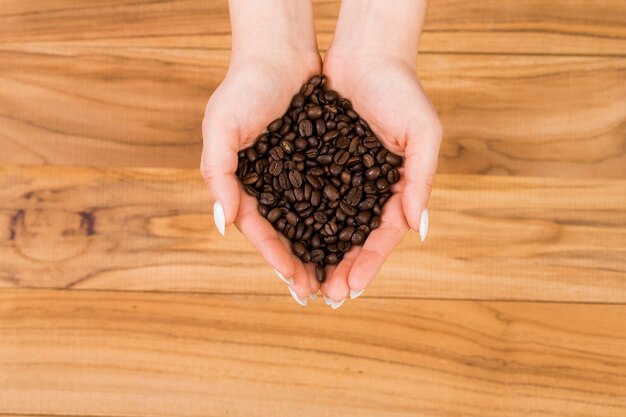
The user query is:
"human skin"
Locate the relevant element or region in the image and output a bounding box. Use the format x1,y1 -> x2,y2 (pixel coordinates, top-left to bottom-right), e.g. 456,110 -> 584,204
200,0 -> 322,305
320,0 -> 442,305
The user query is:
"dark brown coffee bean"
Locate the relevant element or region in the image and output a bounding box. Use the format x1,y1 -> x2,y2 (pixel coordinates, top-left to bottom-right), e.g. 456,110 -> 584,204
310,189 -> 321,206
288,170 -> 303,188
293,187 -> 304,202
344,187 -> 362,206
334,150 -> 350,165
285,224 -> 296,239
323,221 -> 338,236
269,146 -> 284,160
298,119 -> 313,137
291,93 -> 305,107
300,205 -> 315,218
259,192 -> 277,206
258,204 -> 269,217
307,105 -> 323,119
268,118 -> 283,132
267,207 -> 282,223
386,152 -> 403,167
293,241 -> 306,257
346,156 -> 361,167
363,182 -> 377,194
339,200 -> 358,216
323,235 -> 338,244
275,218 -> 287,231
302,225 -> 315,240
284,161 -> 296,171
329,163 -> 343,176
387,168 -> 400,184
314,211 -> 328,224
315,265 -> 325,282
337,241 -> 352,252
373,204 -> 382,216
346,216 -> 356,226
294,137 -> 308,150
356,211 -> 372,225
323,184 -> 340,201
324,90 -> 338,102
363,136 -> 379,148
376,178 -> 390,191
278,172 -> 289,190
350,230 -> 366,245
294,201 -> 311,213
322,130 -> 340,142
351,173 -> 363,187
280,139 -> 294,154
316,154 -> 333,165
363,154 -> 375,168
304,216 -> 315,227
354,124 -> 365,137
364,166 -> 381,180
241,172 -> 259,185
369,216 -> 381,230
338,226 -> 355,242
340,171 -> 352,185
376,149 -> 388,164
305,174 -> 321,189
310,249 -> 324,263
336,136 -> 351,149
244,185 -> 259,197
302,83 -> 314,96
358,195 -> 376,210
325,253 -> 339,265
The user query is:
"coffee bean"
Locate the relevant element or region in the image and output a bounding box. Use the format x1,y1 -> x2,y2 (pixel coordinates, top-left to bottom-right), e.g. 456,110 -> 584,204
386,152 -> 403,167
363,154 -> 375,168
330,163 -> 343,176
323,184 -> 340,201
269,146 -> 284,160
339,200 -> 358,216
387,168 -> 400,184
295,137 -> 308,150
305,174 -> 321,189
334,150 -> 350,165
280,139 -> 295,154
354,124 -> 365,137
325,253 -> 339,265
356,211 -> 372,225
338,226 -> 355,242
351,230 -> 366,245
363,136 -> 379,148
324,221 -> 338,236
291,94 -> 305,108
364,166 -> 381,180
315,265 -> 326,282
324,235 -> 338,244
322,130 -> 340,142
276,218 -> 287,231
268,118 -> 283,133
314,211 -> 328,224
344,187 -> 362,206
310,249 -> 324,263
307,105 -> 323,119
294,201 -> 311,213
293,241 -> 306,257
316,154 -> 333,165
310,189 -> 321,206
376,149 -> 388,164
369,216 -> 381,230
241,172 -> 259,185
299,119 -> 313,137
293,187 -> 304,202
336,136 -> 351,149
358,195 -> 376,210
259,192 -> 277,206
375,178 -> 390,191
267,207 -> 282,223
288,170 -> 303,188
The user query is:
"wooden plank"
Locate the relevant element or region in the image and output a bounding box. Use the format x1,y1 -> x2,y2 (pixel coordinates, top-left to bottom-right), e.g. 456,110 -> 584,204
0,0 -> 624,55
1,46 -> 625,176
1,166 -> 625,302
1,289 -> 626,417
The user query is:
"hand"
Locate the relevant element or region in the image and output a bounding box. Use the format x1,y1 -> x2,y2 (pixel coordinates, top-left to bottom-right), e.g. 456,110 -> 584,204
320,48 -> 442,304
201,49 -> 322,303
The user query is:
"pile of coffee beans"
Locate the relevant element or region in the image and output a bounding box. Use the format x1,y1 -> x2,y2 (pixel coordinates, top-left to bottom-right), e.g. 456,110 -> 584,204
236,75 -> 402,282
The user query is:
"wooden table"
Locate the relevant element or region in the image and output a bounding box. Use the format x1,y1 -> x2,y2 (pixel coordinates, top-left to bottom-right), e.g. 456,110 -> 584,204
1,1 -> 625,416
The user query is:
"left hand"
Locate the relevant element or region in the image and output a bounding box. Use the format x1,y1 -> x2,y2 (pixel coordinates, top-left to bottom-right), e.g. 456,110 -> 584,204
320,48 -> 442,304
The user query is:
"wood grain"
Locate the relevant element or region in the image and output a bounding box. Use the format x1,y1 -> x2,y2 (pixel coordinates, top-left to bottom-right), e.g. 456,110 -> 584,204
1,165 -> 624,302
1,46 -> 624,176
1,0 -> 624,55
1,289 -> 626,417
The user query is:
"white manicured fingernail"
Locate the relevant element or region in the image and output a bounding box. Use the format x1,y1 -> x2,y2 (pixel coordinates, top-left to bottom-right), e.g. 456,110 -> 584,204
350,288 -> 364,299
213,201 -> 225,236
273,269 -> 294,286
324,296 -> 345,310
419,208 -> 429,242
288,286 -> 307,307
309,292 -> 318,300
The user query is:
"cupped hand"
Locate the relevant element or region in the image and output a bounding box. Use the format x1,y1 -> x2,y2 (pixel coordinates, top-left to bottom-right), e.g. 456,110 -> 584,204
320,49 -> 442,304
201,50 -> 322,304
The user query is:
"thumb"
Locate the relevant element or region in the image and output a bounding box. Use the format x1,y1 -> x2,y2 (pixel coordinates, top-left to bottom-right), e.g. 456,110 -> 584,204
401,119 -> 442,242
200,114 -> 241,236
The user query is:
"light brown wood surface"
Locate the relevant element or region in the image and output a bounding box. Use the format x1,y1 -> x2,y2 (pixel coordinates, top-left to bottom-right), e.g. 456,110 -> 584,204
1,166 -> 625,301
1,2 -> 626,416
2,289 -> 626,417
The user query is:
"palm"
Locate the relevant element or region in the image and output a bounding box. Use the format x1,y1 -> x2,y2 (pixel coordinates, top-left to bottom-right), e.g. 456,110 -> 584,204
320,53 -> 441,301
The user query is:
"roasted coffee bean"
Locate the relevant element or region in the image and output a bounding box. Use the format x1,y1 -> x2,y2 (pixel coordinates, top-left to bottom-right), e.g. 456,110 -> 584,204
268,118 -> 283,133
386,152 -> 403,167
307,105 -> 323,119
259,192 -> 277,206
387,168 -> 400,184
236,75 -> 403,271
364,166 -> 381,180
338,226 -> 355,242
267,207 -> 282,223
310,249 -> 325,263
288,170 -> 303,188
315,265 -> 326,282
241,172 -> 259,185
298,119 -> 313,137
350,230 -> 366,245
293,241 -> 306,257
323,184 -> 340,201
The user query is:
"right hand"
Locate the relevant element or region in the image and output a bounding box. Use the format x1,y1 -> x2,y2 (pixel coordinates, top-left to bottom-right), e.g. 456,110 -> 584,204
201,49 -> 321,303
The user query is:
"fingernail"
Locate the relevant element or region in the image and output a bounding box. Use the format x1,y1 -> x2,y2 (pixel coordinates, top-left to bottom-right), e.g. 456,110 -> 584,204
309,292 -> 318,301
273,269 -> 294,286
350,288 -> 365,299
324,296 -> 345,310
419,208 -> 429,242
288,286 -> 307,307
213,201 -> 226,236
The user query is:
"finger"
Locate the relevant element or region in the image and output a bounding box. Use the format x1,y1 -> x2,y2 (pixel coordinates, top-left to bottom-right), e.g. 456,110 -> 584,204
235,191 -> 295,281
402,119 -> 442,242
321,246 -> 361,301
286,257 -> 311,307
348,194 -> 409,293
201,113 -> 241,235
